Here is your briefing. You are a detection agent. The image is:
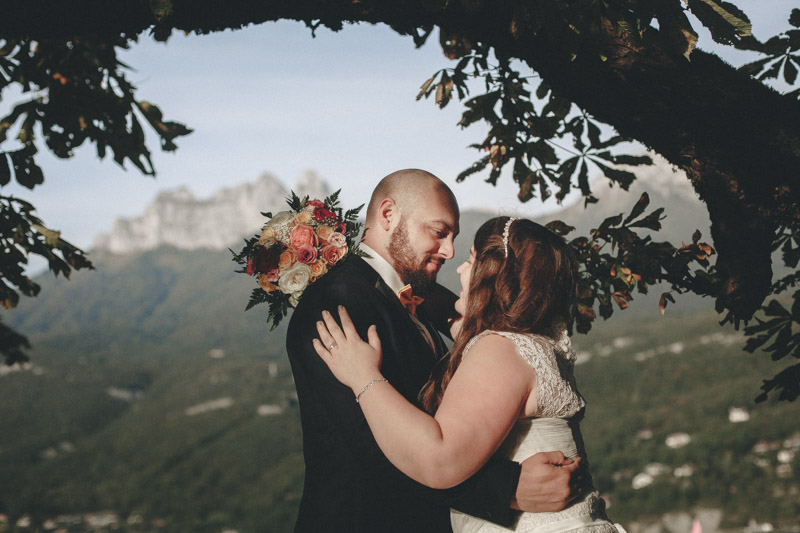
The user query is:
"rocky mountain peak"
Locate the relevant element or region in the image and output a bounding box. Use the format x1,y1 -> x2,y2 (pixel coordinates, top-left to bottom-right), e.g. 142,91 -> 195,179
92,170 -> 331,254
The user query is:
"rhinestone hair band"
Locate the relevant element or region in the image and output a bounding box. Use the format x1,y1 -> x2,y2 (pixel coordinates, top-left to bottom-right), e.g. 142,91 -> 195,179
503,217 -> 519,257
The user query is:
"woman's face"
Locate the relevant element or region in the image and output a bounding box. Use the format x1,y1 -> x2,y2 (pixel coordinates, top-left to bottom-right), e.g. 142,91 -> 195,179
454,246 -> 476,316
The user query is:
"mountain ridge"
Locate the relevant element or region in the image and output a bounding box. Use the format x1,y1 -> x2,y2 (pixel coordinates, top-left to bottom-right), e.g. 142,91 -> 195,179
91,170 -> 331,254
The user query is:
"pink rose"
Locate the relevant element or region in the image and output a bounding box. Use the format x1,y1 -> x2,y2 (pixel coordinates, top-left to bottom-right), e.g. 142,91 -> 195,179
327,232 -> 347,248
290,224 -> 318,249
321,245 -> 348,266
296,244 -> 318,265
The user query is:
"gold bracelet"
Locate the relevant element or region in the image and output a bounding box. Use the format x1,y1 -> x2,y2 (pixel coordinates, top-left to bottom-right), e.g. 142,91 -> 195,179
356,378 -> 389,403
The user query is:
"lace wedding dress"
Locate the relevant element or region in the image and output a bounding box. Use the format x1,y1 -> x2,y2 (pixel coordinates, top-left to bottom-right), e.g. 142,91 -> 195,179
450,330 -> 619,533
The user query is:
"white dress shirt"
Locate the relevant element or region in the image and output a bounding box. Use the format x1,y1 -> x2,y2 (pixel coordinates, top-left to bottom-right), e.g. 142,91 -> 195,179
358,243 -> 436,351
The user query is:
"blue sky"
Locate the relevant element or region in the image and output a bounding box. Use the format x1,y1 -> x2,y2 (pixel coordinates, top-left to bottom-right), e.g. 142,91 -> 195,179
1,0 -> 794,250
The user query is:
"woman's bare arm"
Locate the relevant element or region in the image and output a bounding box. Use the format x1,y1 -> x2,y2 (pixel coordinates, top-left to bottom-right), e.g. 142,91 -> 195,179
314,306 -> 536,489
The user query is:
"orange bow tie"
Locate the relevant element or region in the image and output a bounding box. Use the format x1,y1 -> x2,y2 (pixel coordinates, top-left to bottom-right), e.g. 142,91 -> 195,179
397,284 -> 424,316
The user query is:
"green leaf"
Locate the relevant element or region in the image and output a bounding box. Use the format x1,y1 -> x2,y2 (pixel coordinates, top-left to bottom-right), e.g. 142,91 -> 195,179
535,81 -> 550,100
597,213 -> 624,233
587,120 -> 602,147
593,160 -> 636,190
783,58 -> 798,85
0,153 -> 10,186
687,0 -> 752,43
150,0 -> 174,21
545,219 -> 575,236
607,154 -> 653,167
577,159 -> 590,196
758,58 -> 784,81
790,8 -> 800,28
542,93 -> 572,120
31,224 -> 60,247
417,73 -> 437,100
628,207 -> 665,231
739,56 -> 774,77
764,299 -> 790,317
9,147 -> 44,189
623,193 -> 650,225
456,155 -> 491,182
655,2 -> 700,59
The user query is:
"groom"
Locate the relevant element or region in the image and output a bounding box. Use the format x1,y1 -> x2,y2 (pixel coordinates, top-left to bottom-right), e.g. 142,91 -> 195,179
286,169 -> 580,532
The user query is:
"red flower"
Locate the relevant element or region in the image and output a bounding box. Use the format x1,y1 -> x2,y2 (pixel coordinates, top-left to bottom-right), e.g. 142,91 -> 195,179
306,199 -> 325,209
254,246 -> 281,275
246,257 -> 256,276
321,245 -> 347,266
313,206 -> 337,222
290,224 -> 318,249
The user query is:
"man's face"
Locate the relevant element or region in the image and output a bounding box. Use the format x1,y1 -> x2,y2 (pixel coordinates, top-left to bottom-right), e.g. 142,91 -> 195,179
387,189 -> 459,294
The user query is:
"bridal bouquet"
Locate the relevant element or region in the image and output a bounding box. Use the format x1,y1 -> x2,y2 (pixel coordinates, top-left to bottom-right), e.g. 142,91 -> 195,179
232,190 -> 364,330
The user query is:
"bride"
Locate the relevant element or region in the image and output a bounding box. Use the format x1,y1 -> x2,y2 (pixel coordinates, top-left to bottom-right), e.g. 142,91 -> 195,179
313,216 -> 618,533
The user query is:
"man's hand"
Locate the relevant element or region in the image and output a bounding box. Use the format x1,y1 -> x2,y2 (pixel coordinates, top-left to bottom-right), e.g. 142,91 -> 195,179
511,452 -> 584,513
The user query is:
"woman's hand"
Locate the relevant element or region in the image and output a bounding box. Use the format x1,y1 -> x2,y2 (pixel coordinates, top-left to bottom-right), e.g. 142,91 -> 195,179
313,305 -> 384,392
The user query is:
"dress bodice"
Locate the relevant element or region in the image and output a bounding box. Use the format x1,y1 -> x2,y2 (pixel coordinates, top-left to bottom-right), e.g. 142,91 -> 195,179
451,330 -> 617,533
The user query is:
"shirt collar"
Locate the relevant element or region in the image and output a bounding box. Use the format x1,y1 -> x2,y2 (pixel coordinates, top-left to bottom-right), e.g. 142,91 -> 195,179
358,243 -> 406,296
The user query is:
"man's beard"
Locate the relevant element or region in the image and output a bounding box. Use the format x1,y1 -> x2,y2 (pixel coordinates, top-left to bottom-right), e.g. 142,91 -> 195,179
388,218 -> 438,295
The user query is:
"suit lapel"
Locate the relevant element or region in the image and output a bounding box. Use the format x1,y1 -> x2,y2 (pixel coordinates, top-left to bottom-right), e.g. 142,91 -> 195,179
347,255 -> 441,381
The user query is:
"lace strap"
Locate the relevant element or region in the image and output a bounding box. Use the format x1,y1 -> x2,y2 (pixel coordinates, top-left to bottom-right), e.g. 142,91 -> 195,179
462,330 -> 554,365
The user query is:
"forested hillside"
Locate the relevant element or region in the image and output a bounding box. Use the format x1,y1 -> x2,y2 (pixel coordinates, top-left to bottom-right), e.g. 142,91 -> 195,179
1,246 -> 798,532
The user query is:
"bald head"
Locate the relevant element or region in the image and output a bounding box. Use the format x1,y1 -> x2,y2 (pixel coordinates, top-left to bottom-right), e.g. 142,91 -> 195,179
365,169 -> 458,224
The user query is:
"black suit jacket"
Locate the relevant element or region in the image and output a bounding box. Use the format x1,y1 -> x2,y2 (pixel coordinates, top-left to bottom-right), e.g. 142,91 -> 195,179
286,255 -> 521,532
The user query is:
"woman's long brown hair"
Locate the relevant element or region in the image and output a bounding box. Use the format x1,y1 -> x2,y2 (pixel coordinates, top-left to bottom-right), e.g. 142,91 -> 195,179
419,217 -> 578,413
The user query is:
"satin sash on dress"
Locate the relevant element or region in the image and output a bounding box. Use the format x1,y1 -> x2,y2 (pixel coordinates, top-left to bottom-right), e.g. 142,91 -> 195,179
501,418 -> 581,462
451,417 -> 618,533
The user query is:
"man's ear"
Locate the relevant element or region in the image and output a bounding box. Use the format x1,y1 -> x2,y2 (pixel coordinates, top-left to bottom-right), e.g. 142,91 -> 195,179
377,198 -> 397,231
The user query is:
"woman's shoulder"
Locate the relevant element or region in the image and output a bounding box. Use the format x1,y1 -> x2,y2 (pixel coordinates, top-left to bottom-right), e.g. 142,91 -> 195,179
465,330 -> 554,354
465,330 -> 516,352
463,330 -> 548,362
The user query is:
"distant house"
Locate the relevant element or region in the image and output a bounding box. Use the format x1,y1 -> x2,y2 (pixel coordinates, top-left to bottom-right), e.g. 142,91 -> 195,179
728,407 -> 750,423
665,432 -> 691,449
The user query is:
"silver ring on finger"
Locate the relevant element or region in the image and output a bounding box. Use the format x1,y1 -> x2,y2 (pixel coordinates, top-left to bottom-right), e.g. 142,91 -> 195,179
329,343 -> 337,350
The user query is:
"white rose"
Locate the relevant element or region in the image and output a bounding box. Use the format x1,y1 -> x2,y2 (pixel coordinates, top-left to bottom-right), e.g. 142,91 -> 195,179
266,211 -> 294,227
278,263 -> 312,295
327,232 -> 347,248
266,211 -> 294,242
